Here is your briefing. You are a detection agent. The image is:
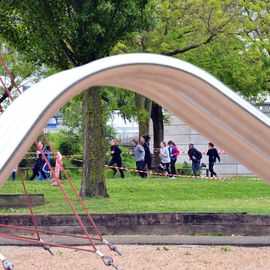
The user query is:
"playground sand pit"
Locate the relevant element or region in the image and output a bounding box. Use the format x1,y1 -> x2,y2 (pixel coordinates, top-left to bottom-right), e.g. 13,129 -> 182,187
1,245 -> 270,270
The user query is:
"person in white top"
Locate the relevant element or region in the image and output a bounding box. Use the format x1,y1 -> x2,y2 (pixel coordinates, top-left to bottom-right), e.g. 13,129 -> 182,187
159,141 -> 171,175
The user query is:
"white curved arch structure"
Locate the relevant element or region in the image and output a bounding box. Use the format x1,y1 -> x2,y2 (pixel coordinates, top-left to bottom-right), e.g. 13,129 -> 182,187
0,54 -> 269,184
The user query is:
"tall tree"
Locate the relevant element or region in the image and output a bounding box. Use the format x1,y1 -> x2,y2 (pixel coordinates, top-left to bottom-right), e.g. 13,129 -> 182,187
0,0 -> 148,197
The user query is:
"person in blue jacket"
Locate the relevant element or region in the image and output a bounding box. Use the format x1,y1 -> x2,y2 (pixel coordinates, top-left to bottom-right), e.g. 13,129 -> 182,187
188,143 -> 202,176
109,139 -> 124,179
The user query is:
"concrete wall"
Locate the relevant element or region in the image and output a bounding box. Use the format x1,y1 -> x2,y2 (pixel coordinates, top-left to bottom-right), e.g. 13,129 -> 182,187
149,103 -> 270,176
1,213 -> 270,236
0,194 -> 44,208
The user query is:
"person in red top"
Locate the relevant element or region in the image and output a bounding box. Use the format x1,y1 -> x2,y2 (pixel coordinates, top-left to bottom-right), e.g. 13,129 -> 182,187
168,140 -> 180,178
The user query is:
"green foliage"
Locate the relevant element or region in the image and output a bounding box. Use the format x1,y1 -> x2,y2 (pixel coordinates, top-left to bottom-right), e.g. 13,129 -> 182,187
221,247 -> 232,253
59,141 -> 74,156
176,162 -> 193,176
0,0 -> 148,68
181,36 -> 269,101
105,125 -> 117,141
103,87 -> 137,122
47,132 -> 82,156
113,0 -> 270,101
0,40 -> 51,111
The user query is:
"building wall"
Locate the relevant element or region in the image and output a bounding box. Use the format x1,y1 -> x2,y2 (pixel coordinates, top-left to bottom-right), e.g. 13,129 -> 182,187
149,103 -> 269,176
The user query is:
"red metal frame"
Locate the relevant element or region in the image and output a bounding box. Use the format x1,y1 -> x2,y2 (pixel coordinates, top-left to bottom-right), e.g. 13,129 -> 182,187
0,57 -> 104,253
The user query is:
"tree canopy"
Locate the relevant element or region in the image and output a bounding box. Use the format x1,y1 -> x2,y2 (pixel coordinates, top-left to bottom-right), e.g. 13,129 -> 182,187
0,0 -> 149,197
114,0 -> 270,100
0,0 -> 148,67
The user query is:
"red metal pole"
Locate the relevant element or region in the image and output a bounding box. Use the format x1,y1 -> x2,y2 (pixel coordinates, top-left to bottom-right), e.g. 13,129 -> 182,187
0,57 -> 21,94
0,76 -> 13,102
41,131 -> 103,240
35,141 -> 98,252
17,167 -> 41,241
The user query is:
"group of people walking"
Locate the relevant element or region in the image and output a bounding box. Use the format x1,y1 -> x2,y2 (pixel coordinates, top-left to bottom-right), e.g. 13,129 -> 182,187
131,136 -> 181,178
109,135 -> 181,179
108,136 -> 221,178
29,142 -> 63,182
188,143 -> 220,176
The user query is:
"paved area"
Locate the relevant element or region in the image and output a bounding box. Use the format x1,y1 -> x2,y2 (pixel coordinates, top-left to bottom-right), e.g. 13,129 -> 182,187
1,235 -> 270,246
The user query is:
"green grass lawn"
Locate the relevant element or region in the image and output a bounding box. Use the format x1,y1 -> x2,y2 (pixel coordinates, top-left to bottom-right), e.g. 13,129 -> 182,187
1,175 -> 270,215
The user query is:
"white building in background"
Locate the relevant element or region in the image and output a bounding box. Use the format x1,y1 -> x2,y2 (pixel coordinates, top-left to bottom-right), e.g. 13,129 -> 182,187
149,101 -> 270,177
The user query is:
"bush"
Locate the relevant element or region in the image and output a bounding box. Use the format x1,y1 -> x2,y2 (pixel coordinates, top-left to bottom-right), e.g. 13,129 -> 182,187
176,162 -> 193,176
59,141 -> 74,156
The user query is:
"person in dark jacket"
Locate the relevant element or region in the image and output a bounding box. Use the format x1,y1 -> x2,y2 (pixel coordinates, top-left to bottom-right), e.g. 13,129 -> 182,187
168,140 -> 180,178
29,154 -> 43,180
207,142 -> 220,177
188,143 -> 202,176
109,139 -> 124,178
40,146 -> 51,180
140,135 -> 152,171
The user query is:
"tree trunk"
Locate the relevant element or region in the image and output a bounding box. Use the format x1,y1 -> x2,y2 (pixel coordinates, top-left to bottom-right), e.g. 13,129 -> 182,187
81,87 -> 108,197
135,94 -> 152,137
151,103 -> 164,165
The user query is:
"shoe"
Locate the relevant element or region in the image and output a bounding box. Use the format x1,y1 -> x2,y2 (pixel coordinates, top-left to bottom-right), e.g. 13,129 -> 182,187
201,163 -> 207,168
171,176 -> 176,179
113,171 -> 118,177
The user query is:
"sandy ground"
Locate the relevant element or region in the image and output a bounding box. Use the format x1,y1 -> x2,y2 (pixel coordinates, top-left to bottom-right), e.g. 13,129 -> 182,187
1,245 -> 270,270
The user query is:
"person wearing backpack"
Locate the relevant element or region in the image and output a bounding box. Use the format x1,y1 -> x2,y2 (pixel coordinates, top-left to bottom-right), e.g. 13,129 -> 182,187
168,140 -> 180,178
188,143 -> 202,176
207,142 -> 221,177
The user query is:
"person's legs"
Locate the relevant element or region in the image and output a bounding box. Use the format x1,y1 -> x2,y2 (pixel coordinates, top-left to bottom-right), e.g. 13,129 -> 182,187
209,161 -> 216,177
137,161 -> 147,178
29,169 -> 38,180
12,171 -> 16,181
192,162 -> 197,176
145,157 -> 152,170
192,161 -> 200,176
116,159 -> 125,178
170,160 -> 176,175
165,163 -> 170,175
136,161 -> 141,177
141,161 -> 147,178
109,158 -> 117,176
195,162 -> 201,176
40,170 -> 47,179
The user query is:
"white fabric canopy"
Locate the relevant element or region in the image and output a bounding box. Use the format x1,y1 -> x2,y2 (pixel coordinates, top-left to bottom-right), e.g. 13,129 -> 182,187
0,53 -> 269,184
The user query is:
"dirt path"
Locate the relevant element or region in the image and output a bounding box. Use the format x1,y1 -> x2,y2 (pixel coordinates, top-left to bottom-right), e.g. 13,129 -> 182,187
1,245 -> 270,270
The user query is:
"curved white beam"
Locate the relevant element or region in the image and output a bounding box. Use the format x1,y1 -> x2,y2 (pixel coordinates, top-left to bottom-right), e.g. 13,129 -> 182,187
0,53 -> 269,184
